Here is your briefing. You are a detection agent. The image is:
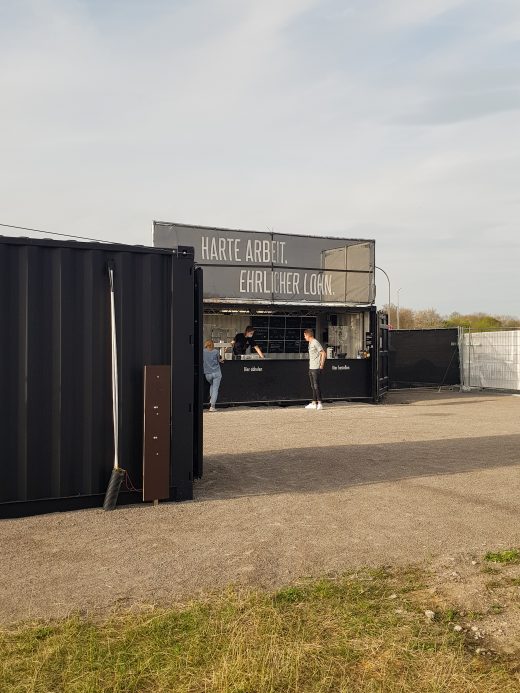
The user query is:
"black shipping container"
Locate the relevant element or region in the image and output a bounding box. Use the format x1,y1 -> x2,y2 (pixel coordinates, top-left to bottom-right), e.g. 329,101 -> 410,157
0,236 -> 201,518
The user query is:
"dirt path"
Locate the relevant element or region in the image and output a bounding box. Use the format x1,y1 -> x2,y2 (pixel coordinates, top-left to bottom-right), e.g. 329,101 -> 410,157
1,390 -> 520,624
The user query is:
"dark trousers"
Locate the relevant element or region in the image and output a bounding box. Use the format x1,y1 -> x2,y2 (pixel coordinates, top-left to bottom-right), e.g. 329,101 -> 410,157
309,369 -> 322,402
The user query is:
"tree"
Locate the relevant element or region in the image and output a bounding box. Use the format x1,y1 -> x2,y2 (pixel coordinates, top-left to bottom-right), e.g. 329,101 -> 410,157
379,306 -> 520,331
384,308 -> 520,331
397,307 -> 415,329
413,309 -> 443,329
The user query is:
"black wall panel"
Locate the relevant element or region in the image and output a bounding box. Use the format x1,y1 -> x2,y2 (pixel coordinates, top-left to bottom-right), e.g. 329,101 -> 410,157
388,329 -> 460,388
193,266 -> 204,479
0,236 -> 197,517
210,359 -> 371,404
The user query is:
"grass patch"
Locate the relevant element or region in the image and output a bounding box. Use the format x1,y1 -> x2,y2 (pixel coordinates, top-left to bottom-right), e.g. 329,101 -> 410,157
443,608 -> 460,623
1,568 -> 519,693
485,549 -> 520,565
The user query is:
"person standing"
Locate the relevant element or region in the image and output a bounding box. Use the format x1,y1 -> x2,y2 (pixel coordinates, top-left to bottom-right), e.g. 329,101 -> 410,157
203,339 -> 223,411
303,328 -> 326,410
232,325 -> 265,359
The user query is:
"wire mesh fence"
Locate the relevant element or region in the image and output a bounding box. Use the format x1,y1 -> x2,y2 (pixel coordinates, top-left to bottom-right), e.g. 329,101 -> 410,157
459,328 -> 520,392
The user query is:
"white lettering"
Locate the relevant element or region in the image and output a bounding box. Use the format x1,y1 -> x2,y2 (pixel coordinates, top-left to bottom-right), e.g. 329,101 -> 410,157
293,273 -> 300,294
239,270 -> 247,293
263,240 -> 270,263
254,270 -> 263,293
226,238 -> 234,260
241,238 -> 289,265
201,236 -> 209,260
324,273 -> 333,295
218,237 -> 226,261
210,237 -> 218,261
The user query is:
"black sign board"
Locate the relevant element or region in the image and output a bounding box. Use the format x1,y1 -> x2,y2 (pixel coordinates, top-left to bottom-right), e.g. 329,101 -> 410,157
153,221 -> 375,306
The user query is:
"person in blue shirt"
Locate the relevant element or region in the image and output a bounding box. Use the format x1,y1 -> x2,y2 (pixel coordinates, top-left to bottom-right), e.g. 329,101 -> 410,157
203,339 -> 224,411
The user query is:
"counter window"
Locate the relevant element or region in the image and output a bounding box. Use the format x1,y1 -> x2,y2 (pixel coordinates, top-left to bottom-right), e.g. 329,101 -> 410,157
327,313 -> 364,358
204,310 -> 369,359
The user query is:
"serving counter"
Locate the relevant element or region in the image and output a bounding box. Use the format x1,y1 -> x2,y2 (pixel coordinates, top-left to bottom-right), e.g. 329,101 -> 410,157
206,357 -> 372,405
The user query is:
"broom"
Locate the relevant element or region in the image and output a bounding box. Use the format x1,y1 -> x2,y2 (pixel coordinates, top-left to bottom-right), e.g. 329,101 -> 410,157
103,260 -> 125,510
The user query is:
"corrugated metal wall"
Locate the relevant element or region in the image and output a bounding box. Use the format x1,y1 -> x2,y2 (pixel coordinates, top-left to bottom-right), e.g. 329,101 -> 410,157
0,236 -> 195,515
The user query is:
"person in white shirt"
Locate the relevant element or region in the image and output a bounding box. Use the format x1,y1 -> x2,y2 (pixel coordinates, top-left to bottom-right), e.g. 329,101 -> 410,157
303,328 -> 326,410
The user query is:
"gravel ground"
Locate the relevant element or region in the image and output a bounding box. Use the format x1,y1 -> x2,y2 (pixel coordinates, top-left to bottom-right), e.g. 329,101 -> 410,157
1,390 -> 520,624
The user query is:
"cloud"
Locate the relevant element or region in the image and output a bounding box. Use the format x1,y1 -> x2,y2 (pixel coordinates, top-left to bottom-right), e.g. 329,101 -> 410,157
0,0 -> 519,314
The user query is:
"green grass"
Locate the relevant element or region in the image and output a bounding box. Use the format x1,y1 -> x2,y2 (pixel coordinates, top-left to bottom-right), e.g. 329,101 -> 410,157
1,568 -> 519,693
484,549 -> 520,565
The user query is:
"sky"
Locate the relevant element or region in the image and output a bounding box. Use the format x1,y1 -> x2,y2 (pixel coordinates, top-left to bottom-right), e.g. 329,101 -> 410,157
1,0 -> 519,316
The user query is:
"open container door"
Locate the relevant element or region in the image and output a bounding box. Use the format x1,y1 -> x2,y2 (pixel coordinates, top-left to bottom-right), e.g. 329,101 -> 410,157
371,308 -> 389,402
192,265 -> 204,479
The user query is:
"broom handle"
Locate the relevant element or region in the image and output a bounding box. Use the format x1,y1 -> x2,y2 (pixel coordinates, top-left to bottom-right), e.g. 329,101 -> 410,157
108,266 -> 119,470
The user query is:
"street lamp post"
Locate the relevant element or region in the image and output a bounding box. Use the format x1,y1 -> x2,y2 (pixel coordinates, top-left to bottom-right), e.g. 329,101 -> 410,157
397,287 -> 403,330
375,266 -> 391,322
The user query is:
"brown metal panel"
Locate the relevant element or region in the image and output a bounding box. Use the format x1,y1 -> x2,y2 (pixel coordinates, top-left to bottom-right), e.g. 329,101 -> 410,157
142,365 -> 171,502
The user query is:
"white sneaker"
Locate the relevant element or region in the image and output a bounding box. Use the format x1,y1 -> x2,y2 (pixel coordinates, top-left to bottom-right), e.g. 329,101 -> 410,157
209,406 -> 217,412
305,402 -> 317,409
316,402 -> 324,410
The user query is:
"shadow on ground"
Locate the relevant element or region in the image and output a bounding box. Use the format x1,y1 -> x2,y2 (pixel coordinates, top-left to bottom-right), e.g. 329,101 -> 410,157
196,434 -> 520,501
383,390 -> 510,407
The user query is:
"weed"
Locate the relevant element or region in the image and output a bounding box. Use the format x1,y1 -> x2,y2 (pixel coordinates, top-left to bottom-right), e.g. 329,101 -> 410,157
485,549 -> 520,565
444,608 -> 460,623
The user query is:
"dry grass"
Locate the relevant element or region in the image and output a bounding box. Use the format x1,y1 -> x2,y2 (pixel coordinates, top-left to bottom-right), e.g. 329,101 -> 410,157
1,567 -> 519,693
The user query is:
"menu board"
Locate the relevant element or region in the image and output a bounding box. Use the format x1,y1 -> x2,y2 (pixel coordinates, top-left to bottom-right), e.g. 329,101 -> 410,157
251,315 -> 317,355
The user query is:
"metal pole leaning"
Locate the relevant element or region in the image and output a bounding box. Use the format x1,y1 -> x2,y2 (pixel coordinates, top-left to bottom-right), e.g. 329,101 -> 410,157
103,260 -> 125,511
